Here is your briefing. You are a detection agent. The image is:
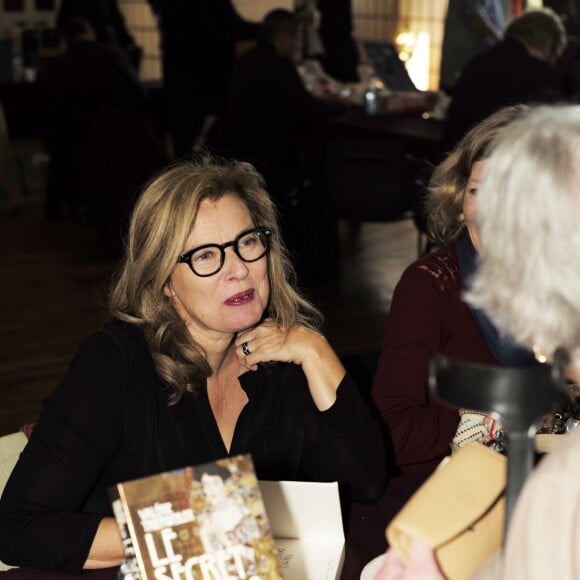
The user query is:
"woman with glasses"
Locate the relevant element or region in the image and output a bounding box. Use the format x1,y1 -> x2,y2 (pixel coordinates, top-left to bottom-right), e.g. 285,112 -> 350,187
0,156 -> 386,572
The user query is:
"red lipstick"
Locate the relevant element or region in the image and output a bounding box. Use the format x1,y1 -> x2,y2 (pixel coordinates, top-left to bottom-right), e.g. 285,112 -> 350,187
224,289 -> 255,306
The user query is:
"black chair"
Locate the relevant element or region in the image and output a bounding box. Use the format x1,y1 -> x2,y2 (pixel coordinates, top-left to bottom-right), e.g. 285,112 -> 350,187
429,352 -> 569,532
325,138 -> 430,256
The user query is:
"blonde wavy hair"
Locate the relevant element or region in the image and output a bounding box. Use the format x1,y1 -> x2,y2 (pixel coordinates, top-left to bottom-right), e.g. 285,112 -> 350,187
467,105 -> 580,376
426,105 -> 529,247
109,155 -> 322,402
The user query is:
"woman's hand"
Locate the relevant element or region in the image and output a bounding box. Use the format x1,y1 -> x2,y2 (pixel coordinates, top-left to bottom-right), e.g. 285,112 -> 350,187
235,319 -> 318,368
375,539 -> 444,580
235,319 -> 346,411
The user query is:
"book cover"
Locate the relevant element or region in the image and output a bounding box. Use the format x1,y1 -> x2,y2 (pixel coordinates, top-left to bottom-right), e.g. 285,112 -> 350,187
109,454 -> 283,580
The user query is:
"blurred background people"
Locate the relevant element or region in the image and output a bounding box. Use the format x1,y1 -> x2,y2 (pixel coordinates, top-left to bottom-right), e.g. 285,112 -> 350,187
545,0 -> 580,37
306,0 -> 360,83
443,8 -> 567,151
439,0 -> 505,95
56,0 -> 142,69
38,17 -> 166,257
295,0 -> 325,61
39,18 -> 146,222
214,8 -> 345,287
294,0 -> 360,82
371,105 -> 534,479
152,0 -> 259,158
223,9 -> 342,190
544,0 -> 580,95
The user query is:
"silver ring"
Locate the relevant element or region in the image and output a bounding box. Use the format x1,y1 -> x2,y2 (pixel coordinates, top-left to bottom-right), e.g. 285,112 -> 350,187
241,342 -> 251,356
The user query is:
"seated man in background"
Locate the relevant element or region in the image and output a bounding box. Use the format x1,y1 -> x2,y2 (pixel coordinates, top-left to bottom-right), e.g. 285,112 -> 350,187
215,8 -> 346,287
39,18 -> 166,257
39,18 -> 146,222
222,8 -> 343,184
56,0 -> 142,68
443,8 -> 566,151
152,0 -> 260,158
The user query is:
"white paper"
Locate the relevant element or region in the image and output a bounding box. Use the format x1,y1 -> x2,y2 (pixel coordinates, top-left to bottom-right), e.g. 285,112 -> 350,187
260,480 -> 345,580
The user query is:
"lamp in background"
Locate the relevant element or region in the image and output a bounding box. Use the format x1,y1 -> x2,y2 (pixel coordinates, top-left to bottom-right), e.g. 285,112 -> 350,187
395,31 -> 416,62
396,30 -> 430,91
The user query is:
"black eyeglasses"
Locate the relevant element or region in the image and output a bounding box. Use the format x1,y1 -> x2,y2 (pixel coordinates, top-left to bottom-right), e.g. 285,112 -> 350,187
177,227 -> 272,277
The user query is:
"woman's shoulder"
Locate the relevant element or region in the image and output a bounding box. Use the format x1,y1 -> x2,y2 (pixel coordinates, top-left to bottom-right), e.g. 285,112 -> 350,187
46,321 -> 156,423
100,318 -> 147,346
73,318 -> 150,367
399,244 -> 461,293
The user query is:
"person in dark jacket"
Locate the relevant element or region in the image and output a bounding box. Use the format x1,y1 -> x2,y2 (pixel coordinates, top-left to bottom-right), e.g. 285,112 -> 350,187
443,8 -> 566,151
219,9 -> 345,287
56,0 -> 141,67
154,0 -> 260,157
39,18 -> 146,221
224,9 -> 341,179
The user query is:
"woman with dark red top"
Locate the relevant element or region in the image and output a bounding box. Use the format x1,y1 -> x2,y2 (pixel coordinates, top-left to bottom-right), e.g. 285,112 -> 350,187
371,105 -> 536,477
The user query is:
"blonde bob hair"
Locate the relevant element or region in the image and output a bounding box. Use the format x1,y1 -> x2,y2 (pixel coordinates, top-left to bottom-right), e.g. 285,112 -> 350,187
467,105 -> 580,375
426,105 -> 529,247
109,156 -> 322,402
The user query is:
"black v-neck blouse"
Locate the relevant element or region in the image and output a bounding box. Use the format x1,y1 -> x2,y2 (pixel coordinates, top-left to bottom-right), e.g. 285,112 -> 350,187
0,319 -> 385,572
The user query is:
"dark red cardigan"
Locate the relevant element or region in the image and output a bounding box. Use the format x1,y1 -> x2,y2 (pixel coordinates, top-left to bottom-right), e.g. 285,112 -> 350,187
371,243 -> 497,475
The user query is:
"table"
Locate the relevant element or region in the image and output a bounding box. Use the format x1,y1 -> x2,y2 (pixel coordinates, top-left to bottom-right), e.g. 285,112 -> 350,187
325,106 -> 443,228
328,107 -> 444,164
0,472 -> 430,580
333,107 -> 442,141
0,569 -> 116,579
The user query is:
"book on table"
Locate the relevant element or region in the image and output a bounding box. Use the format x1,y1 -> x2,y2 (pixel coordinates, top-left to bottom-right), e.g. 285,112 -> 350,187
109,454 -> 283,580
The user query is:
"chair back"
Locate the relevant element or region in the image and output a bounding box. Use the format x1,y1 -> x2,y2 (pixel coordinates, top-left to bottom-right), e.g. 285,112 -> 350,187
429,353 -> 569,532
326,138 -> 421,222
0,431 -> 27,571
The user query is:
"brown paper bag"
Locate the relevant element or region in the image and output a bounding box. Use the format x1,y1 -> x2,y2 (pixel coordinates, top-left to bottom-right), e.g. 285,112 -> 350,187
386,442 -> 506,580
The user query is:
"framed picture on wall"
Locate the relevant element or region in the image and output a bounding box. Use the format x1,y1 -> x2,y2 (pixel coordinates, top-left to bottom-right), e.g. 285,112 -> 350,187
3,0 -> 25,11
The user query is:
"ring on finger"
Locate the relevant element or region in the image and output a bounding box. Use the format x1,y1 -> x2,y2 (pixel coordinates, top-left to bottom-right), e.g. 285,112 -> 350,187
241,342 -> 251,356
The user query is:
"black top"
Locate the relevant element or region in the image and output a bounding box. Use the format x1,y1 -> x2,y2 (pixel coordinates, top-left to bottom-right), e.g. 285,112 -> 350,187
39,40 -> 144,116
223,40 -> 340,170
443,38 -> 563,151
0,320 -> 385,572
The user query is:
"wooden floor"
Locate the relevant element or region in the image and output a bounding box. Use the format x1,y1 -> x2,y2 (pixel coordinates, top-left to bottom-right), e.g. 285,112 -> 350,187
0,203 -> 417,436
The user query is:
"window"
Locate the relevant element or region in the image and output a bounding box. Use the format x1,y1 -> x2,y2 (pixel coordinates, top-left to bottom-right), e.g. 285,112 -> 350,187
118,0 -> 161,81
119,0 -> 452,88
